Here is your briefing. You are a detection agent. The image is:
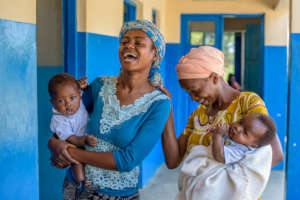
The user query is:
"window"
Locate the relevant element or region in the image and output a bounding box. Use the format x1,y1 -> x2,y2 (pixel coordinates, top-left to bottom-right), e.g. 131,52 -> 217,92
124,0 -> 136,23
152,9 -> 157,25
189,21 -> 216,46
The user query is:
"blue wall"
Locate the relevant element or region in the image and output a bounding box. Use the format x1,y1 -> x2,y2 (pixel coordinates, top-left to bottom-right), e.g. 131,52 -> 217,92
264,46 -> 288,170
0,19 -> 39,200
37,66 -> 65,200
165,43 -> 189,136
78,32 -> 121,82
286,33 -> 300,199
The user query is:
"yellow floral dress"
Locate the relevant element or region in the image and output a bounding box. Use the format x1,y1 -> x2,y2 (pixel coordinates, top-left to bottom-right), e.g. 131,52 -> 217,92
182,92 -> 268,153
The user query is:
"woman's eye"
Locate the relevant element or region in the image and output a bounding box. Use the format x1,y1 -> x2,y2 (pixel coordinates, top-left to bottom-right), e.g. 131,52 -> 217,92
57,99 -> 64,103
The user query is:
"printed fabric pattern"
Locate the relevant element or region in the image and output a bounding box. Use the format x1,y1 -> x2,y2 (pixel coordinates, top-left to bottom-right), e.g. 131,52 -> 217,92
99,76 -> 169,134
183,92 -> 268,152
85,138 -> 140,190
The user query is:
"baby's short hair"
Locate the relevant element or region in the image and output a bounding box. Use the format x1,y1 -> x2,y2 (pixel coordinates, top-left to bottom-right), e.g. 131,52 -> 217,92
48,73 -> 80,98
252,113 -> 276,147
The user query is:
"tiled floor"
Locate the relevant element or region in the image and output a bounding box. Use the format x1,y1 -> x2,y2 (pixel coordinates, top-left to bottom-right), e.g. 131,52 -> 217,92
140,164 -> 285,200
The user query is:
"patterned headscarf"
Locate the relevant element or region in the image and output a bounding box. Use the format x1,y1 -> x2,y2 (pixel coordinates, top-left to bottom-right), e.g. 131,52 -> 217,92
119,20 -> 166,86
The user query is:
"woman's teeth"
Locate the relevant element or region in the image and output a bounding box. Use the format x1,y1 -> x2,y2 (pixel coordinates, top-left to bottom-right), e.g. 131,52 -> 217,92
124,52 -> 137,59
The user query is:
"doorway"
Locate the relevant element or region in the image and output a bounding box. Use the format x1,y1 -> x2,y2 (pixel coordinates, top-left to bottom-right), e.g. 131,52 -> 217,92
223,16 -> 264,97
181,14 -> 265,115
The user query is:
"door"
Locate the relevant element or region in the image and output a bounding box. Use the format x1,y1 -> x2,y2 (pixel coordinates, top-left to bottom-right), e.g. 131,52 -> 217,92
181,14 -> 223,115
244,24 -> 263,96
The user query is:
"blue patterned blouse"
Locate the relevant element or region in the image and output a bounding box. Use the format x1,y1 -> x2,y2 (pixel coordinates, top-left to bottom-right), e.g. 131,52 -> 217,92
68,76 -> 171,197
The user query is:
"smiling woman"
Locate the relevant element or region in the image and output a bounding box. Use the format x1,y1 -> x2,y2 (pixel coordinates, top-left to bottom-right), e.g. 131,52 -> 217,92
47,20 -> 171,200
161,46 -> 284,199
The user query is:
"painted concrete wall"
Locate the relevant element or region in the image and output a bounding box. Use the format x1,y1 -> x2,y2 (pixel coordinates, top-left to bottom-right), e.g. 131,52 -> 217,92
141,0 -> 166,34
164,0 -> 289,46
77,0 -> 123,36
37,67 -> 64,200
37,0 -> 63,66
0,0 -> 36,24
36,1 -> 65,199
78,0 -> 166,36
0,0 -> 39,199
286,0 -> 300,199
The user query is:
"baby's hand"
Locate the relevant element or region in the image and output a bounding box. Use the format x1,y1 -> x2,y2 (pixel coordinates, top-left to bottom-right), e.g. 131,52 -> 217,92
209,124 -> 229,137
77,77 -> 88,89
85,135 -> 98,147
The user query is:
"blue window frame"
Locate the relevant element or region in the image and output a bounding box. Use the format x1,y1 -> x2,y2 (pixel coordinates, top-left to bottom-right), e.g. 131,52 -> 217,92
124,0 -> 136,23
152,9 -> 157,25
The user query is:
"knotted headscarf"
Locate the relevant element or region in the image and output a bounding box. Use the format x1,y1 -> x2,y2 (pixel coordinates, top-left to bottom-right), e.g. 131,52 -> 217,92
176,46 -> 224,80
119,20 -> 166,86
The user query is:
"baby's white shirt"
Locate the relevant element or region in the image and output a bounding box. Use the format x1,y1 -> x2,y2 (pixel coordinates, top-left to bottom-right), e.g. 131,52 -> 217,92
50,101 -> 88,141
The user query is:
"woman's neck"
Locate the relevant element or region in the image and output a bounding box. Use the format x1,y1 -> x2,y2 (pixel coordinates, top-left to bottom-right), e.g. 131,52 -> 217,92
211,83 -> 240,115
118,71 -> 153,93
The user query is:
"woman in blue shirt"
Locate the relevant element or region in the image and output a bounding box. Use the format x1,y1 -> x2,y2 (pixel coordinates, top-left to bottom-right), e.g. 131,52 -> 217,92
48,20 -> 171,200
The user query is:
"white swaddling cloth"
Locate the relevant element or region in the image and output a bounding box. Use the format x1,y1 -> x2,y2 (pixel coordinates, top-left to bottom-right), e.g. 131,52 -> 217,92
176,144 -> 272,200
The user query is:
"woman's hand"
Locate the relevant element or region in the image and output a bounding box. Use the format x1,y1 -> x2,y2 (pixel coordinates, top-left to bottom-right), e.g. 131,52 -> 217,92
48,136 -> 79,168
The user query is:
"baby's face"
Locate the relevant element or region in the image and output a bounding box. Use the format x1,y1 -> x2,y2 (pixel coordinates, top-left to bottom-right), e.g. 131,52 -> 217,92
229,115 -> 267,148
51,82 -> 81,116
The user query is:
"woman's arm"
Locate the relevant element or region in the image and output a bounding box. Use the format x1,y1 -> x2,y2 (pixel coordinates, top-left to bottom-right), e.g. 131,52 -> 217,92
158,86 -> 189,169
162,109 -> 188,169
270,134 -> 284,167
48,135 -> 79,167
68,148 -> 118,170
49,135 -> 118,170
50,99 -> 171,172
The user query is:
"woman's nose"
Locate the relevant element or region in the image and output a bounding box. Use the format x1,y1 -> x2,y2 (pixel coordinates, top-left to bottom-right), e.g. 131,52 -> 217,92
125,41 -> 134,49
